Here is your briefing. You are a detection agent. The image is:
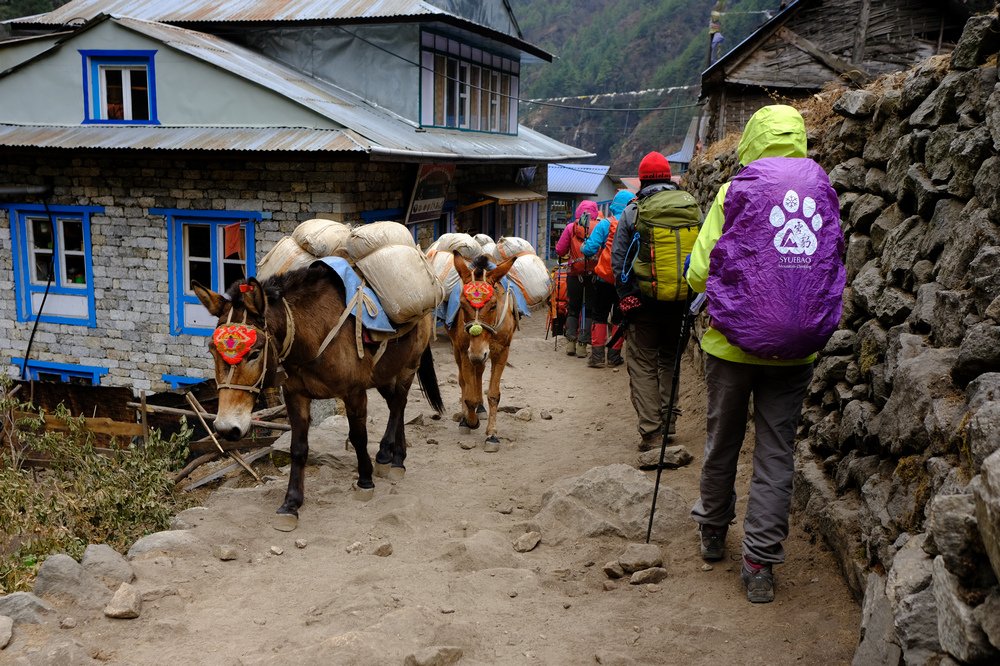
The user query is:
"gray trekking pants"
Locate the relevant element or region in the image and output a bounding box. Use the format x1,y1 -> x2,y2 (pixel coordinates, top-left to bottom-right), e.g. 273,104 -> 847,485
691,355 -> 813,564
625,300 -> 687,439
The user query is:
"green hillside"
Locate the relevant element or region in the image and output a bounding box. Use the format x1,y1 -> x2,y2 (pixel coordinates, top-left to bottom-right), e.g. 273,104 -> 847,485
512,0 -> 784,171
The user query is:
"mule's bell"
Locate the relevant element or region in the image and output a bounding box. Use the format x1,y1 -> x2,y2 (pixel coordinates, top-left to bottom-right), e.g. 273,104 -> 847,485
469,323 -> 484,337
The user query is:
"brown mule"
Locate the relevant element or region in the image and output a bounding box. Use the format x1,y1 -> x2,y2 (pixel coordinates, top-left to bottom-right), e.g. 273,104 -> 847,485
193,263 -> 444,531
446,252 -> 518,452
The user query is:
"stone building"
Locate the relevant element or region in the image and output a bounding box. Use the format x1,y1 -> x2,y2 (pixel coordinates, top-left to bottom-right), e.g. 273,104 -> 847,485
0,0 -> 590,391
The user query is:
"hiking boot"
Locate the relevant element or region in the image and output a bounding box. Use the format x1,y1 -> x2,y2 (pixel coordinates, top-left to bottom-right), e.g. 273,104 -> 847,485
587,345 -> 605,368
699,525 -> 727,562
637,430 -> 661,452
741,556 -> 775,603
607,348 -> 624,367
564,338 -> 577,356
575,341 -> 588,358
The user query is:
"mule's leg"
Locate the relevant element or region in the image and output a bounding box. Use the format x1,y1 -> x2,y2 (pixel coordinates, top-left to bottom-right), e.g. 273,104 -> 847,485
378,379 -> 412,482
276,391 -> 311,530
374,382 -> 397,478
483,346 -> 510,453
457,354 -> 481,432
344,390 -> 375,500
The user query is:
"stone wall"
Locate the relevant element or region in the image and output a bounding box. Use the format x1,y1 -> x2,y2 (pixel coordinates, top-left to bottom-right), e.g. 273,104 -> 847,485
0,154 -> 545,391
684,10 -> 1000,665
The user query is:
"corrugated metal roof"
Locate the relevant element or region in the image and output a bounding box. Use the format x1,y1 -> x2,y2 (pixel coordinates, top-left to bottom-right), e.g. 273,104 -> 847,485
0,124 -> 368,152
476,187 -> 545,205
10,0 -> 453,25
547,163 -> 609,194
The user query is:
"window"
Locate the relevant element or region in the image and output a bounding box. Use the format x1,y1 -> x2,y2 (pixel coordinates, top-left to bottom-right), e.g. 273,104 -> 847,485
6,204 -> 100,326
80,50 -> 158,124
12,358 -> 108,385
162,374 -> 207,390
420,32 -> 519,134
154,209 -> 259,336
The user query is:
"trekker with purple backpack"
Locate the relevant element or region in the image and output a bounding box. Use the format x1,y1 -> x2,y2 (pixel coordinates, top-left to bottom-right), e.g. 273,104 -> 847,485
686,105 -> 846,604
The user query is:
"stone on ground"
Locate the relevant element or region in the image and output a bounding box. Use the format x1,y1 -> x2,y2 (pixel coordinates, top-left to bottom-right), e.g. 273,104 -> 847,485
127,530 -> 207,560
0,614 -> 12,649
212,544 -> 239,561
437,529 -> 524,571
512,531 -> 541,553
81,544 -> 134,588
0,593 -> 54,624
636,445 -> 694,470
629,567 -> 668,585
33,554 -> 112,610
617,543 -> 663,573
103,583 -> 142,619
403,645 -> 464,666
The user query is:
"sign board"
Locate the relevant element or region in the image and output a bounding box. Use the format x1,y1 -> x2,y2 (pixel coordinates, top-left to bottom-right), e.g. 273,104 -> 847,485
405,164 -> 455,225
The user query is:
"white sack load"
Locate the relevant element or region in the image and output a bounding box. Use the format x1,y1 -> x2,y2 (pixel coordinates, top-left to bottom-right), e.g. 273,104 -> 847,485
292,218 -> 351,257
473,233 -> 494,248
257,236 -> 316,281
494,236 -> 552,307
426,233 -> 485,293
346,221 -> 416,261
356,244 -> 446,323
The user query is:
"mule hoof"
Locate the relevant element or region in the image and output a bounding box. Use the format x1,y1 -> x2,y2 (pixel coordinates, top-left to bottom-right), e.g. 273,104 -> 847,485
476,404 -> 487,415
387,466 -> 405,484
273,513 -> 298,532
352,483 -> 375,501
373,462 -> 390,478
484,436 -> 501,453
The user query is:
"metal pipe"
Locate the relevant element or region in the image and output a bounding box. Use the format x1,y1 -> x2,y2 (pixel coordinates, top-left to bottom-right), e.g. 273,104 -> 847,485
0,185 -> 52,198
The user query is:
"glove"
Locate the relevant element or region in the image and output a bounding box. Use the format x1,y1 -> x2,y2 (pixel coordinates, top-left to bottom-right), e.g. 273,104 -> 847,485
618,294 -> 642,316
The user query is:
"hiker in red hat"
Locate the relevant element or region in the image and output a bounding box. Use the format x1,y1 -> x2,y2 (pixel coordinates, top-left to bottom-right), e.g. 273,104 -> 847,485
610,151 -> 703,451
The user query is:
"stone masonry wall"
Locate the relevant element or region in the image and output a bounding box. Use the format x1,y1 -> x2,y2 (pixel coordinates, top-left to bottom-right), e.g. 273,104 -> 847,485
684,10 -> 1000,665
0,154 -> 544,392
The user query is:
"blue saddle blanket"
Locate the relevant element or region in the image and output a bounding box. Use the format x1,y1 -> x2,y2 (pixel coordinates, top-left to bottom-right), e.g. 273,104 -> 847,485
313,257 -> 396,334
438,275 -> 530,328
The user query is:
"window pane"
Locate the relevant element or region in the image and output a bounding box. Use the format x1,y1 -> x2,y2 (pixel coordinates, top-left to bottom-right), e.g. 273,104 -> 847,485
446,58 -> 457,127
187,224 -> 211,258
500,74 -> 510,133
188,259 -> 211,291
104,69 -> 124,119
65,255 -> 87,286
33,253 -> 53,283
223,262 -> 245,291
458,62 -> 468,128
36,371 -> 62,382
32,218 -> 53,250
62,219 -> 84,252
129,68 -> 149,120
470,67 -> 481,130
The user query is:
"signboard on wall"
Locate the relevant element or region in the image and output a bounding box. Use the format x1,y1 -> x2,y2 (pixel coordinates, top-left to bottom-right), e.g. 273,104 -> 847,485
405,164 -> 455,225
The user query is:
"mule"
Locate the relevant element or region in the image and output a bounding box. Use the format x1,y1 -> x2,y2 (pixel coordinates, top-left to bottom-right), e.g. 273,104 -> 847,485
446,252 -> 518,452
193,263 -> 444,531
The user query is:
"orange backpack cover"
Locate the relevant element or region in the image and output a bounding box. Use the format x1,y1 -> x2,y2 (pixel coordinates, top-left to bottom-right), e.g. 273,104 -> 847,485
548,264 -> 569,333
593,215 -> 620,285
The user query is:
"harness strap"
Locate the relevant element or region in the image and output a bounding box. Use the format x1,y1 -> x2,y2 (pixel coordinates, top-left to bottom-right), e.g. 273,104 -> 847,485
371,339 -> 389,366
312,282 -> 380,362
277,298 -> 295,362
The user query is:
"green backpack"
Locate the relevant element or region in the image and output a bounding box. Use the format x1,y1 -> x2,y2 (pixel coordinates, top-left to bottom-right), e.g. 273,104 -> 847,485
631,189 -> 703,301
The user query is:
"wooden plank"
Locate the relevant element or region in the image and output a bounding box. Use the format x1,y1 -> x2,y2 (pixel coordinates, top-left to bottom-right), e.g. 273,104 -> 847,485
777,27 -> 869,84
14,411 -> 144,438
182,447 -> 273,492
126,402 -> 291,431
853,0 -> 872,64
189,434 -> 280,456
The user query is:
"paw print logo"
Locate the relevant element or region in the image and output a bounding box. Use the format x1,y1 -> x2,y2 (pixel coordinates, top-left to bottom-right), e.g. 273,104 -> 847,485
770,190 -> 823,256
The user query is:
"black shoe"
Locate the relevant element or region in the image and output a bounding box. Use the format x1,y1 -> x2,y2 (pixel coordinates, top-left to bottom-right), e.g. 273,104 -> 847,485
741,557 -> 775,603
637,431 -> 662,452
699,525 -> 727,562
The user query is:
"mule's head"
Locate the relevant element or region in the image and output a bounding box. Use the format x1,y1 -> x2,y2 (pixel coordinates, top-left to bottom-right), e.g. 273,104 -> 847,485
193,278 -> 278,441
452,251 -> 516,365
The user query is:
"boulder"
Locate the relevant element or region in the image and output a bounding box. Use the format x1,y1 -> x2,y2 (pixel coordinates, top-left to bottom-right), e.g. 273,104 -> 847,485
937,201 -> 1000,291
32,554 -> 111,610
946,126 -> 993,199
878,347 -> 961,455
834,89 -> 878,117
951,14 -> 1000,70
847,194 -> 885,234
886,533 -> 933,608
852,574 -> 902,666
927,494 -> 995,587
127,530 -> 207,560
0,592 -> 54,624
0,614 -> 10,649
81,544 -> 134,589
953,323 -> 1000,386
894,588 -> 944,665
932,555 -> 998,663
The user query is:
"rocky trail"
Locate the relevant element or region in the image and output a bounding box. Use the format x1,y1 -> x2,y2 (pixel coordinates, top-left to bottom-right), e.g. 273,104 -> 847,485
2,314 -> 860,665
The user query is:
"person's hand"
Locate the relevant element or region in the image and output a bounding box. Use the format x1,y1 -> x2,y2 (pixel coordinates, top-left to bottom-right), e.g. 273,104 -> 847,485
618,294 -> 642,316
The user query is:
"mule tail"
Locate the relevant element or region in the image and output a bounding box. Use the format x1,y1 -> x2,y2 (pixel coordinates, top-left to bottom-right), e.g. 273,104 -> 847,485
417,344 -> 445,414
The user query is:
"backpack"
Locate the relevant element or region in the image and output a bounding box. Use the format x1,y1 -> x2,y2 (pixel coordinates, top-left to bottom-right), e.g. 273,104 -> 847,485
593,215 -> 620,285
568,213 -> 597,276
707,157 -> 846,360
630,188 -> 702,301
547,264 -> 570,336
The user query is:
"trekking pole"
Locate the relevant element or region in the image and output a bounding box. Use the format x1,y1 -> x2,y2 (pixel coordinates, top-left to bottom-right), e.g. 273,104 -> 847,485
645,290 -> 704,544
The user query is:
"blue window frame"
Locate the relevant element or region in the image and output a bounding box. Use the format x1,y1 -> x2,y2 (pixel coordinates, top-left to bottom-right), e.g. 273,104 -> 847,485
162,374 -> 207,390
80,49 -> 159,124
12,358 -> 108,385
5,204 -> 101,327
154,208 -> 259,336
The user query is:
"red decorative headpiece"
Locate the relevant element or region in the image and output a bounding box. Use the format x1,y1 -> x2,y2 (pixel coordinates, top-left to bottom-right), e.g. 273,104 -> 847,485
213,325 -> 258,365
463,281 -> 494,309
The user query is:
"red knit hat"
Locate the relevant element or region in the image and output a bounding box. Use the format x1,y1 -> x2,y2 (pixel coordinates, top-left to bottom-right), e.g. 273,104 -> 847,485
638,151 -> 672,180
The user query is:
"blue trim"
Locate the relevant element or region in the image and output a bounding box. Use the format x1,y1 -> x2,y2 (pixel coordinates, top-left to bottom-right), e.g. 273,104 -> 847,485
79,49 -> 159,125
359,207 -> 405,224
161,373 -> 207,389
4,204 -> 102,327
12,357 -> 108,384
154,209 -> 261,337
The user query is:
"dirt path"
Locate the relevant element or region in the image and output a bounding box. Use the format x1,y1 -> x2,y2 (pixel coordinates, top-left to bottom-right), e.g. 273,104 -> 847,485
13,314 -> 859,665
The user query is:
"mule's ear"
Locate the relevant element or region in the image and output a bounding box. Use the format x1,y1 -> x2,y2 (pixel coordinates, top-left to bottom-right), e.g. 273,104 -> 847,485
241,278 -> 267,317
452,250 -> 472,283
192,281 -> 227,317
488,255 -> 516,283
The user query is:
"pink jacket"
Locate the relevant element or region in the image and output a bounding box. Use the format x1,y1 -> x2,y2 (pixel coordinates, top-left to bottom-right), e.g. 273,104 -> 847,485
555,200 -> 600,257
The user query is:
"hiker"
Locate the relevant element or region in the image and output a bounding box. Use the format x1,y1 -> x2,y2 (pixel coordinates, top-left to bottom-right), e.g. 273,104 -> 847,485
554,200 -> 600,358
610,152 -> 702,451
580,189 -> 635,368
686,104 -> 846,604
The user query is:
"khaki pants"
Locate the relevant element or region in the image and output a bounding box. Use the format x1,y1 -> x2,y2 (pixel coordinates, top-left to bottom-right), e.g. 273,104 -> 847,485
624,300 -> 687,439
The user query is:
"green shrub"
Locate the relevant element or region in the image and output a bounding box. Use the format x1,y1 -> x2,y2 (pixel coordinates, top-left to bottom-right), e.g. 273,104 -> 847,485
0,390 -> 193,593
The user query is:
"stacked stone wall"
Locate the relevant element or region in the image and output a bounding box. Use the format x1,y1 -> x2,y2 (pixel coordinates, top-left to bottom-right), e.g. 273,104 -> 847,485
685,11 -> 1000,664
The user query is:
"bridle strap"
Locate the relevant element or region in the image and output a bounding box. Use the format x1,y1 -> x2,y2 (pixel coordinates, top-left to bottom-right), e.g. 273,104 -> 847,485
463,276 -> 513,336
